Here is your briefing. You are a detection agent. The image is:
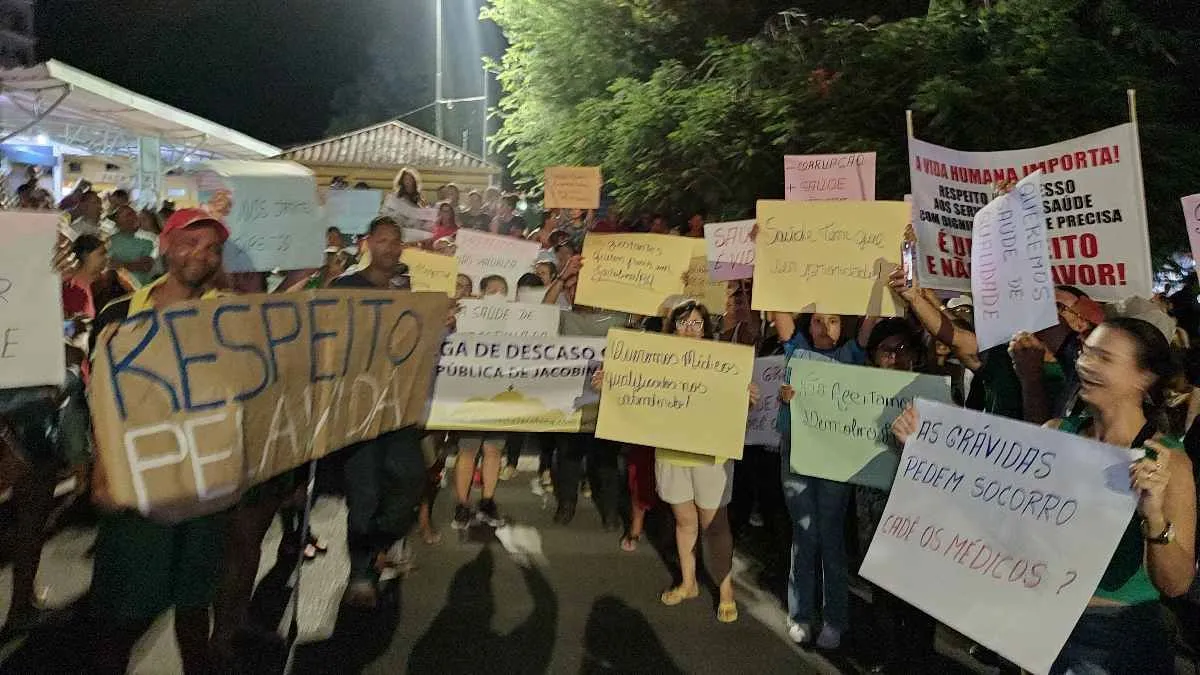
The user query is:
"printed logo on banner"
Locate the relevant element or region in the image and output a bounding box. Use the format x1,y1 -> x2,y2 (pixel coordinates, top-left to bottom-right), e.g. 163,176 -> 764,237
908,123 -> 1151,301
860,400 -> 1139,675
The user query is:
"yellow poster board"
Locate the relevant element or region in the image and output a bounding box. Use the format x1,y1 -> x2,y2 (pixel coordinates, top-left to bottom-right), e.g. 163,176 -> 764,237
596,329 -> 754,459
402,248 -> 457,296
544,166 -> 602,209
684,238 -> 730,313
752,200 -> 907,316
574,233 -> 692,315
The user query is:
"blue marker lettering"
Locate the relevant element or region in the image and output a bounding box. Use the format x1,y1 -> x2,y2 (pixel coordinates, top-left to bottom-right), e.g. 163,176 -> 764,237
105,310 -> 179,419
213,304 -> 269,401
164,308 -> 222,411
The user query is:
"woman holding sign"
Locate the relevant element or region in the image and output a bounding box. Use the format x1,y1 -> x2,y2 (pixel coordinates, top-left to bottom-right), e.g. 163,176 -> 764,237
594,300 -> 759,623
773,312 -> 877,649
894,317 -> 1196,674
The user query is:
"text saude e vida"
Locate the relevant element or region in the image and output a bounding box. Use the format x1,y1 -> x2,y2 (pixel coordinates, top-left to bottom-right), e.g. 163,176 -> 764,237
879,416 -> 1081,595
605,338 -> 741,411
915,142 -> 1130,286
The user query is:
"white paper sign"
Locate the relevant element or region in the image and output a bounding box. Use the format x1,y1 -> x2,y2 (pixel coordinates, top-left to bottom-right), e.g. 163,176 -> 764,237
1182,194 -> 1200,268
455,229 -> 540,301
745,355 -> 785,447
909,123 -> 1152,301
0,212 -> 66,387
860,400 -> 1139,675
195,161 -> 324,273
971,172 -> 1058,351
457,299 -> 560,336
703,220 -> 756,281
785,152 -> 877,201
325,189 -> 384,233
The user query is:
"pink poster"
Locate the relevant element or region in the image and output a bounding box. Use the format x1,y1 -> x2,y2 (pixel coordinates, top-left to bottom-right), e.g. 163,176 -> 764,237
784,152 -> 876,201
1184,194 -> 1200,268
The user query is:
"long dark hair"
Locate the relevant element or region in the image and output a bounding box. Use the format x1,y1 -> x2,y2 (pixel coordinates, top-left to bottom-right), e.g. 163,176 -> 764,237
1103,317 -> 1189,435
797,312 -> 850,350
664,300 -> 714,339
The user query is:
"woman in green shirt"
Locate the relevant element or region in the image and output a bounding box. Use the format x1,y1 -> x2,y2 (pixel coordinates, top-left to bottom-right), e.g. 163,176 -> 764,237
895,317 -> 1195,673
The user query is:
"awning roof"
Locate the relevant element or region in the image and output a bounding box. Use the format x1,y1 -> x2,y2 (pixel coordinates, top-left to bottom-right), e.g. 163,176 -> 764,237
0,59 -> 279,162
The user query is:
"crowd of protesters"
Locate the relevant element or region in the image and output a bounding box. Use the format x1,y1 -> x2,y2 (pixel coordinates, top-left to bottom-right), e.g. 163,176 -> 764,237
0,166 -> 1197,675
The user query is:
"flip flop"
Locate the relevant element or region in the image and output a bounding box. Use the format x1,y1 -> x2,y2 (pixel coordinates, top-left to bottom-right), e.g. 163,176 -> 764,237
660,585 -> 700,606
717,601 -> 739,623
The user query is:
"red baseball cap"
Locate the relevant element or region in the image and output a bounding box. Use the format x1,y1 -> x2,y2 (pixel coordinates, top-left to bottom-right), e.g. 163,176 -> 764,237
162,207 -> 230,242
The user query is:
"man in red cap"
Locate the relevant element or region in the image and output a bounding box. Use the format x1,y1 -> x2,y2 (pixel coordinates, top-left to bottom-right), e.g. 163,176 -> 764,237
86,207 -> 230,674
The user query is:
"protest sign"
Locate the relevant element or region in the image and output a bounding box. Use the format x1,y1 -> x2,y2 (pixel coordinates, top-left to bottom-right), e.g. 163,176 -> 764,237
684,238 -> 729,312
0,212 -> 65,388
788,360 -> 950,489
971,172 -> 1058,351
457,299 -> 560,336
745,356 -> 785,447
195,160 -> 323,273
575,233 -> 693,315
401,248 -> 457,296
909,123 -> 1152,301
1182,194 -> 1200,269
752,200 -> 907,316
88,290 -> 450,520
704,219 -> 756,281
596,329 -> 753,459
455,229 -> 539,301
325,189 -> 384,233
427,334 -> 604,433
784,152 -> 877,201
404,228 -> 434,244
860,400 -> 1139,674
544,166 -> 602,210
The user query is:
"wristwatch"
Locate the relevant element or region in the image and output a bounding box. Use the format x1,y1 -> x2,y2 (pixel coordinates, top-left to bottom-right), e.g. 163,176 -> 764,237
1141,520 -> 1175,545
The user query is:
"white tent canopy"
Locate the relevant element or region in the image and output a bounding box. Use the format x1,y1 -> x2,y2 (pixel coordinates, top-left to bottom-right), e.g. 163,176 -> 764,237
0,59 -> 278,162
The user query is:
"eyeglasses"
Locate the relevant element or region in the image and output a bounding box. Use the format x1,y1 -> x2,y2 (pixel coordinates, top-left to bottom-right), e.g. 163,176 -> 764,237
876,342 -> 910,357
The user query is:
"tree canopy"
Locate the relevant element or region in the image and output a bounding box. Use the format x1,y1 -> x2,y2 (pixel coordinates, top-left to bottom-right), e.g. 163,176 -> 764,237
485,0 -> 1200,258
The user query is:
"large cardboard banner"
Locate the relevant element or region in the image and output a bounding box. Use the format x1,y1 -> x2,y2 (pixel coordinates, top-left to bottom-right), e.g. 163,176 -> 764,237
455,229 -> 539,301
194,160 -> 324,273
909,123 -> 1152,300
427,335 -> 604,432
971,172 -> 1058,351
325,189 -> 385,234
684,238 -> 729,312
752,201 -> 907,316
457,299 -> 560,336
788,360 -> 950,489
0,212 -> 65,388
401,248 -> 457,296
575,233 -> 692,315
596,329 -> 753,459
703,219 -> 756,281
784,152 -> 877,201
544,166 -> 602,210
88,291 -> 450,520
1182,194 -> 1200,268
745,356 -> 785,447
861,400 -> 1139,674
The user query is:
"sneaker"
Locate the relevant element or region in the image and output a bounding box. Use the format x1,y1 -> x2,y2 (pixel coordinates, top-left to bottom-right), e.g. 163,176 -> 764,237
341,580 -> 378,609
787,622 -> 811,645
452,504 -> 473,530
499,465 -> 517,481
476,498 -> 504,527
748,510 -> 764,528
815,624 -> 842,650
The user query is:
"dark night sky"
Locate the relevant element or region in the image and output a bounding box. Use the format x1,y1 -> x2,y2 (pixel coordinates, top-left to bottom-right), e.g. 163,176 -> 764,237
37,0 -> 499,148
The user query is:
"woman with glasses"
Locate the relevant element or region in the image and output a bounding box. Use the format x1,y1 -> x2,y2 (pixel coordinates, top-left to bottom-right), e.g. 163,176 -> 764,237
593,300 -> 759,623
772,312 -> 878,649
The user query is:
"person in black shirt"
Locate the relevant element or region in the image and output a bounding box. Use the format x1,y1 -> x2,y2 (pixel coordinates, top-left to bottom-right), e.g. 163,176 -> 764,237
330,215 -> 430,608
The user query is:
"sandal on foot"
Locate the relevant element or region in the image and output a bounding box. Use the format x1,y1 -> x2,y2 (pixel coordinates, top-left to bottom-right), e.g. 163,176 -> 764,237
717,601 -> 739,623
620,534 -> 641,552
660,585 -> 700,606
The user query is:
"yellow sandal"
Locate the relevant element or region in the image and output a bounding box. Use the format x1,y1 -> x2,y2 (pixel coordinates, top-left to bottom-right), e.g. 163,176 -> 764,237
717,601 -> 739,623
660,585 -> 700,606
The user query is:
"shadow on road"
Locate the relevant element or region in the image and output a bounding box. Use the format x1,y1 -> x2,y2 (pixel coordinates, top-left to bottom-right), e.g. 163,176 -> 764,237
407,545 -> 557,675
289,580 -> 403,675
580,594 -> 684,675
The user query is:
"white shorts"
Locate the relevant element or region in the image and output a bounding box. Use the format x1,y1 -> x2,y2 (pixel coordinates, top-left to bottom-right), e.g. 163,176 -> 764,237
654,459 -> 734,510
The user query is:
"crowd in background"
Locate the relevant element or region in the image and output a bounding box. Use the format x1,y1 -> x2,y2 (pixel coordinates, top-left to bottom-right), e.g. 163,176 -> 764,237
0,165 -> 1197,675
